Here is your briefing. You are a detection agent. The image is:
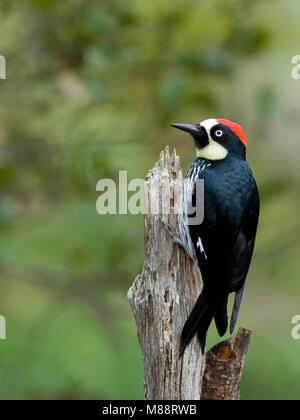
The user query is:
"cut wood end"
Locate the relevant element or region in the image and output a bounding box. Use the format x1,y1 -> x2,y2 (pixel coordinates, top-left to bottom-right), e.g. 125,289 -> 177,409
206,327 -> 252,362
201,327 -> 252,400
211,342 -> 234,362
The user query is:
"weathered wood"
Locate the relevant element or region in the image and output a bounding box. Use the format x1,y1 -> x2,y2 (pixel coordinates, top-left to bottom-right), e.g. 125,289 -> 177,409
127,147 -> 204,400
128,147 -> 252,401
201,327 -> 252,400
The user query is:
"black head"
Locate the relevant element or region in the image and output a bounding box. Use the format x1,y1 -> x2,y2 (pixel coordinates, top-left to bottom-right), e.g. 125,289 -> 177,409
171,118 -> 247,160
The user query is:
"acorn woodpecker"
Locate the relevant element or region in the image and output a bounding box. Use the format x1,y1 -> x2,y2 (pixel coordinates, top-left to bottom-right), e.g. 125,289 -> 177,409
164,118 -> 259,357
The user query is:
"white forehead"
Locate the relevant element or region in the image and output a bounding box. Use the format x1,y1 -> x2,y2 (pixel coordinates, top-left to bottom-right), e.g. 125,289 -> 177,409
200,118 -> 218,134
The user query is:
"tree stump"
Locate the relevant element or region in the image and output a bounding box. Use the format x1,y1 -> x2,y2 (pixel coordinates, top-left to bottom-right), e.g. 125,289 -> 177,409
201,327 -> 252,400
128,146 -> 252,400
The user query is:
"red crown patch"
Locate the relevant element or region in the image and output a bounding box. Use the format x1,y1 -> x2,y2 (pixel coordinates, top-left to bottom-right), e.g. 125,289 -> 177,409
216,119 -> 247,146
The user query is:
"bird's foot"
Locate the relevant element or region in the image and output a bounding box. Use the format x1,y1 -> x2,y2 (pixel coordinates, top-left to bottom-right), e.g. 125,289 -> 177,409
160,218 -> 186,264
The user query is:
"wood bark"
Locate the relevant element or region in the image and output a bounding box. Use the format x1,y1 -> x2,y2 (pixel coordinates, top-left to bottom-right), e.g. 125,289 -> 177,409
201,327 -> 252,400
128,146 -> 251,400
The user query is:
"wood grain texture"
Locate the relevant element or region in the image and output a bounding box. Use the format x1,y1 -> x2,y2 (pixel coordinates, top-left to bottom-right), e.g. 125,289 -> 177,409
127,147 -> 204,400
201,328 -> 252,400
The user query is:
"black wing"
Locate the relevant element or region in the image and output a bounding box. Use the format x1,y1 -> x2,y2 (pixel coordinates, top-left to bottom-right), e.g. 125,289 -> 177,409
188,161 -> 259,334
228,179 -> 259,332
180,159 -> 259,354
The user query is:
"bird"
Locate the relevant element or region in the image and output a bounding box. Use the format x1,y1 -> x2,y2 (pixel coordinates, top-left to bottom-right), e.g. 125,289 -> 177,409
164,118 -> 259,358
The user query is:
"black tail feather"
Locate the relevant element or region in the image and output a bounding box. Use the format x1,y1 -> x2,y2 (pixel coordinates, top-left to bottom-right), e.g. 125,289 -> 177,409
213,293 -> 229,337
179,291 -> 213,358
197,308 -> 214,354
230,283 -> 245,334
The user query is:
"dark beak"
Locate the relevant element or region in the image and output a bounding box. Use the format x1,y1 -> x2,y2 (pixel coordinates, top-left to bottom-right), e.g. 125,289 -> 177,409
170,123 -> 200,136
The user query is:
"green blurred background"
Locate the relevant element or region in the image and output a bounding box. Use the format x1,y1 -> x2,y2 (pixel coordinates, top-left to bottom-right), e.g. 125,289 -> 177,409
0,0 -> 300,400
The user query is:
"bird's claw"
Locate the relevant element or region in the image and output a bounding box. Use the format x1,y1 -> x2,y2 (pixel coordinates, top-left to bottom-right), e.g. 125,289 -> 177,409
160,218 -> 185,265
169,242 -> 176,265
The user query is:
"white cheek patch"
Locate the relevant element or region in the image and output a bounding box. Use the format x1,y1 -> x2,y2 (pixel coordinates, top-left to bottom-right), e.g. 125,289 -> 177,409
196,118 -> 228,160
196,140 -> 228,160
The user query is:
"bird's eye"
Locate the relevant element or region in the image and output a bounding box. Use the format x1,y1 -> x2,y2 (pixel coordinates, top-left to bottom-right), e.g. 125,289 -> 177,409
215,130 -> 223,137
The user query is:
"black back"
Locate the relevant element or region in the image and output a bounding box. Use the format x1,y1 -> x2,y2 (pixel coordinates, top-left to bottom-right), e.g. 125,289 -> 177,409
189,155 -> 259,294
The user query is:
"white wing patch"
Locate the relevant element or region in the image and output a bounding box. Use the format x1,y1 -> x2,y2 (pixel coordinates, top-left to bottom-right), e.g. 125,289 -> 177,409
179,160 -> 211,264
196,236 -> 207,259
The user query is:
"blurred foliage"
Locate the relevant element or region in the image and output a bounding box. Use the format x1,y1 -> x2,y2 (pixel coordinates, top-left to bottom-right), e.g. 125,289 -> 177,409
0,0 -> 300,400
